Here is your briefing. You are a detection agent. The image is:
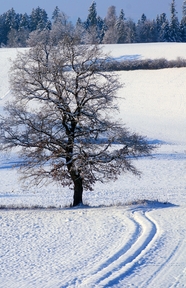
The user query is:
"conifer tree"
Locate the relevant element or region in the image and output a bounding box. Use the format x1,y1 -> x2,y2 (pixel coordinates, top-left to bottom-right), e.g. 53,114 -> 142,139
0,13 -> 10,45
156,13 -> 168,41
124,19 -> 136,43
169,0 -> 181,41
84,1 -> 99,43
180,0 -> 186,41
116,9 -> 126,43
136,14 -> 147,42
161,19 -> 171,41
30,7 -> 49,31
86,1 -> 97,28
96,15 -> 105,43
52,6 -> 61,24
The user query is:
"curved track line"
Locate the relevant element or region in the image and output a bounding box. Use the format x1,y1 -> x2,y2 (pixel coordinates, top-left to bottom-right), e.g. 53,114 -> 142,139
142,242 -> 180,288
80,209 -> 160,287
68,212 -> 139,288
144,238 -> 185,288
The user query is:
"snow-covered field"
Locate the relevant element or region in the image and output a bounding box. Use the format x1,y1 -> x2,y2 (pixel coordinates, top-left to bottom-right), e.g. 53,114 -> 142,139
0,43 -> 186,287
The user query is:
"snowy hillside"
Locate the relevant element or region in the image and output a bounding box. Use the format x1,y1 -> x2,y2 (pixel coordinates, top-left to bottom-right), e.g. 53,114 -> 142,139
0,43 -> 186,287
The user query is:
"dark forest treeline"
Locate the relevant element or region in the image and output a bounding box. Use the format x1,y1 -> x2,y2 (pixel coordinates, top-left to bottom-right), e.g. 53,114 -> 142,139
1,0 -> 186,47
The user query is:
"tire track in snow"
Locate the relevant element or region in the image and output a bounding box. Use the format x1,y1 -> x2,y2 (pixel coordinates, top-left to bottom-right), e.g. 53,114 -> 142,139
62,211 -> 140,288
144,238 -> 186,288
141,241 -> 181,288
80,209 -> 160,287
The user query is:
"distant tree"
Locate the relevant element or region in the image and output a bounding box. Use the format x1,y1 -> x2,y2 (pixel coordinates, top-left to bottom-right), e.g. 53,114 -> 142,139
136,14 -> 156,42
150,20 -> 159,42
141,13 -> 147,24
156,14 -> 165,41
156,13 -> 170,42
6,12 -> 30,47
116,9 -> 126,43
159,13 -> 167,26
52,6 -> 61,24
75,17 -> 86,43
30,7 -> 49,31
124,19 -> 136,43
84,25 -> 98,44
7,28 -> 29,47
156,15 -> 161,35
180,0 -> 186,41
183,0 -> 186,15
169,0 -> 181,41
19,13 -> 30,30
160,19 -> 171,41
5,8 -> 18,30
136,14 -> 146,42
7,28 -> 18,47
0,36 -> 154,206
50,10 -> 73,45
96,15 -> 105,43
0,9 -> 18,45
0,13 -> 9,45
26,29 -> 50,47
84,1 -> 99,43
76,17 -> 83,28
103,6 -> 117,43
86,1 -> 97,28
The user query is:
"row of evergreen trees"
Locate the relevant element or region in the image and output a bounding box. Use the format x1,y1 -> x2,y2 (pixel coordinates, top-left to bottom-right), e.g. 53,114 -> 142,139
0,0 -> 186,47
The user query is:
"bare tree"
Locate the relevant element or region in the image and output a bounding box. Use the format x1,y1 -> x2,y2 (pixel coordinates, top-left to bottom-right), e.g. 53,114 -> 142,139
7,28 -> 29,47
0,36 -> 154,206
50,11 -> 74,45
27,29 -> 51,47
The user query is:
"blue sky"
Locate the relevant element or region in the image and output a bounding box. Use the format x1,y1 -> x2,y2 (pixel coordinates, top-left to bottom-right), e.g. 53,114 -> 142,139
0,0 -> 183,22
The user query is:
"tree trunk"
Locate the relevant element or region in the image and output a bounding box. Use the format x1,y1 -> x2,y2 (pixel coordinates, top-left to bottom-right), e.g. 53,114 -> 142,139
72,175 -> 83,207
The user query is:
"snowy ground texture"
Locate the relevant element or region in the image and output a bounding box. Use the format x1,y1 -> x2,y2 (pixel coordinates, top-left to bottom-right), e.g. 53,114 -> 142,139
0,43 -> 186,288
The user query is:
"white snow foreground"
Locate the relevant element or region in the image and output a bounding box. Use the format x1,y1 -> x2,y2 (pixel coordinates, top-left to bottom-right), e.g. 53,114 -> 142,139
0,43 -> 186,287
1,204 -> 186,288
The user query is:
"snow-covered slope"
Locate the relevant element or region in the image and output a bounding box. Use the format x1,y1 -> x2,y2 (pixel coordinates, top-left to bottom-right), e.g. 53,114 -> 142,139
103,42 -> 186,61
0,43 -> 186,287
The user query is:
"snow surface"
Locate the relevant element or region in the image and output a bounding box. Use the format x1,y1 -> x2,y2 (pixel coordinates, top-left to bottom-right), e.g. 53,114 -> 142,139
0,43 -> 186,287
